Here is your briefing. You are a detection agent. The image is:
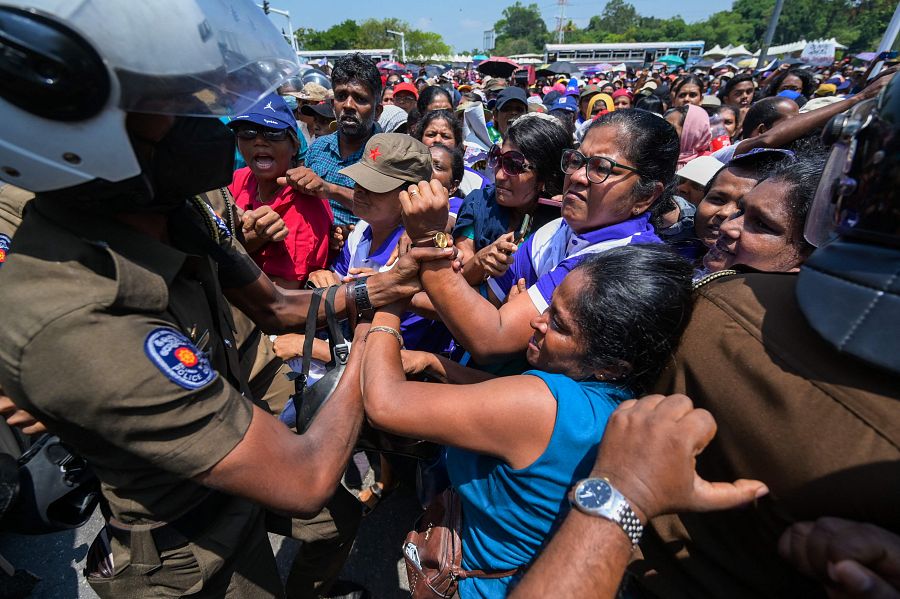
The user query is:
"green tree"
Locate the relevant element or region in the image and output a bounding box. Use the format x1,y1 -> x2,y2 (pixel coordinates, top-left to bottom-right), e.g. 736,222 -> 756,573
598,0 -> 639,35
562,0 -> 891,54
493,2 -> 549,54
295,19 -> 360,50
295,18 -> 449,58
407,30 -> 452,57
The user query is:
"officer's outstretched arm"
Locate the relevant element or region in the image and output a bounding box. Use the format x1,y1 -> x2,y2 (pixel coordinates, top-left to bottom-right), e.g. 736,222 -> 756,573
223,247 -> 457,333
196,324 -> 370,517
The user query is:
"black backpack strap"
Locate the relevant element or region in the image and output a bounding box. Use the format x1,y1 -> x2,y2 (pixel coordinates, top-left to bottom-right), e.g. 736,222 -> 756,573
297,287 -> 324,392
324,285 -> 349,366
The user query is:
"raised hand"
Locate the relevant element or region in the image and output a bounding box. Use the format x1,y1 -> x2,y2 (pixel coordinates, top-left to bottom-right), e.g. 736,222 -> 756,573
398,179 -> 450,241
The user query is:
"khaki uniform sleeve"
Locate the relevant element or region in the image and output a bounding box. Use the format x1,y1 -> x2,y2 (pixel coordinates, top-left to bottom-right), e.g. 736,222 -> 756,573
216,233 -> 263,289
20,308 -> 253,478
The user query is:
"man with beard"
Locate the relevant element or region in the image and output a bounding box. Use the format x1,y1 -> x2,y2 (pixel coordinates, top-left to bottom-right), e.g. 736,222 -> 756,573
286,53 -> 384,228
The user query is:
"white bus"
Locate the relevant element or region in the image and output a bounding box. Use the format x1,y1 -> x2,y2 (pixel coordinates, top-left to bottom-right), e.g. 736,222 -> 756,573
544,41 -> 705,66
295,48 -> 397,64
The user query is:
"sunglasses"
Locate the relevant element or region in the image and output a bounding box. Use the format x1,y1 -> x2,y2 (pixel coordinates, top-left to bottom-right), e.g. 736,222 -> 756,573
560,149 -> 641,184
233,126 -> 291,142
488,144 -> 533,177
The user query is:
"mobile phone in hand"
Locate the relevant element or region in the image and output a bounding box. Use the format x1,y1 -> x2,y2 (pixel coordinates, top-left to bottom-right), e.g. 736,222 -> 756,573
515,214 -> 533,244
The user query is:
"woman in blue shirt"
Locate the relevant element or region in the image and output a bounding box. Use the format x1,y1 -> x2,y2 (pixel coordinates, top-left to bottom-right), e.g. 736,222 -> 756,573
362,244 -> 693,598
453,114 -> 571,286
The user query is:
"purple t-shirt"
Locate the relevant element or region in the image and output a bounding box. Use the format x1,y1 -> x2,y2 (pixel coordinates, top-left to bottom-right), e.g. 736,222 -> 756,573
488,214 -> 661,312
334,222 -> 451,352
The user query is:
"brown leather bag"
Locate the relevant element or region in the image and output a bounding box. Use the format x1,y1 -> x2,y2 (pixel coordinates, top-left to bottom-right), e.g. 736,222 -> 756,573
403,488 -> 518,599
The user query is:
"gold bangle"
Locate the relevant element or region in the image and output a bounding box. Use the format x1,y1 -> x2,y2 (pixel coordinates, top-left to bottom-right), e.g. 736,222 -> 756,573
365,326 -> 404,347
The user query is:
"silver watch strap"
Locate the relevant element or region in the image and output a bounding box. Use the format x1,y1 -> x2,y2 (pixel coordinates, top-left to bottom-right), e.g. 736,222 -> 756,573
613,499 -> 644,546
572,479 -> 644,547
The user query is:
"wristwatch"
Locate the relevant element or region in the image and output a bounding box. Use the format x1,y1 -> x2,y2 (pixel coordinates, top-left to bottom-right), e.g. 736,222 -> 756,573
352,276 -> 375,322
412,231 -> 450,248
569,477 -> 644,547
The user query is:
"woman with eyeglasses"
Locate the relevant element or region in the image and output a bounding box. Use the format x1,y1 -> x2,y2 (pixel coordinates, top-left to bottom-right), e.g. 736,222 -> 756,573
399,109 -> 678,365
452,113 -> 571,286
227,93 -> 333,289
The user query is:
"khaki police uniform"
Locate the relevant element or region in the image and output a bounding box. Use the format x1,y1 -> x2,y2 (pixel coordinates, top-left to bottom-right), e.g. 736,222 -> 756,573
198,186 -> 297,416
0,193 -> 283,598
200,187 -> 364,598
633,272 -> 900,598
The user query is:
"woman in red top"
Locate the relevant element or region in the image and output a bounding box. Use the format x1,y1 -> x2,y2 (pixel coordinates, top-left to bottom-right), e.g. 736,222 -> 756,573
228,93 -> 333,288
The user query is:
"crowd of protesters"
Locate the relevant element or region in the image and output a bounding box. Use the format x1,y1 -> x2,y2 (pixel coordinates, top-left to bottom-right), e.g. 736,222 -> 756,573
0,6 -> 898,599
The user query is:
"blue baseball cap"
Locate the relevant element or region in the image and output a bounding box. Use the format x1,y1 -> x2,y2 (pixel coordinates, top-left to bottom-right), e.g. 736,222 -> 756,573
550,95 -> 578,113
777,89 -> 802,101
228,93 -> 297,131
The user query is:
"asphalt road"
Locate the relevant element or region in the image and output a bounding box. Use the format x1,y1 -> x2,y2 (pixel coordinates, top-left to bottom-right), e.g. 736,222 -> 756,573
0,487 -> 421,599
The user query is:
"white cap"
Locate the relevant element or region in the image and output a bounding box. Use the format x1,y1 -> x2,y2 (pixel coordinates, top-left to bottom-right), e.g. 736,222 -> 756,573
676,155 -> 725,187
799,96 -> 846,114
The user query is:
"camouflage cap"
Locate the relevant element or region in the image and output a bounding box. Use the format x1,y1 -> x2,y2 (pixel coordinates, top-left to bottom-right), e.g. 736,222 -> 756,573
286,82 -> 329,102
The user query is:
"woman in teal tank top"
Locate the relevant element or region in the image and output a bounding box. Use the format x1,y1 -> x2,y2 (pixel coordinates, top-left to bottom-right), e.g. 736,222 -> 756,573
362,245 -> 693,598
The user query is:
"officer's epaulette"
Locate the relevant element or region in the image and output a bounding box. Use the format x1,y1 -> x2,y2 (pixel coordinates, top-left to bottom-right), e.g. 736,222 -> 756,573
189,189 -> 235,245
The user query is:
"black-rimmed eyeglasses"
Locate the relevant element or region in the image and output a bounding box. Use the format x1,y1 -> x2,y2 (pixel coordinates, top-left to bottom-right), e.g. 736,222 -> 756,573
560,149 -> 641,184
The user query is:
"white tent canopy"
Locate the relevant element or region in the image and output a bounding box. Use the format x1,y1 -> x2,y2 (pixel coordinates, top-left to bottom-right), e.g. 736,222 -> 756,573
752,38 -> 847,57
703,44 -> 726,58
704,44 -> 753,58
726,45 -> 752,57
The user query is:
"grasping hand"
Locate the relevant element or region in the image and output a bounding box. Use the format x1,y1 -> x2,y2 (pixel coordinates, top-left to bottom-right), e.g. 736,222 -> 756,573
474,232 -> 518,279
780,517 -> 900,599
241,206 -> 288,246
0,390 -> 47,436
278,166 -> 328,198
329,224 -> 354,254
399,180 -> 450,241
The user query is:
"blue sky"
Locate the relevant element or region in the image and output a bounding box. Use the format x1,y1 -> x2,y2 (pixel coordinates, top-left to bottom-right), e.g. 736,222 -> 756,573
264,0 -> 736,54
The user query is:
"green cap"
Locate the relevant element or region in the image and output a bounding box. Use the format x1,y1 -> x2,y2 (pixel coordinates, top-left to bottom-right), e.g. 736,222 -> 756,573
339,133 -> 433,193
579,84 -> 601,99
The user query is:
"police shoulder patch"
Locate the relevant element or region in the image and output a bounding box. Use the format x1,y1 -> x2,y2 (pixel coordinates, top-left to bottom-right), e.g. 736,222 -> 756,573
0,233 -> 11,267
144,328 -> 216,390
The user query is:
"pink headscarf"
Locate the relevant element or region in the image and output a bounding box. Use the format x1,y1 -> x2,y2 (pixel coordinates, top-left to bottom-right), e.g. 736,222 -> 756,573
678,104 -> 712,168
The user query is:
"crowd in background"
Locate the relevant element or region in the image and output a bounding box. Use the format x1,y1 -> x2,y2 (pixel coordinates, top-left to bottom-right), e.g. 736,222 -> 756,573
0,9 -> 897,596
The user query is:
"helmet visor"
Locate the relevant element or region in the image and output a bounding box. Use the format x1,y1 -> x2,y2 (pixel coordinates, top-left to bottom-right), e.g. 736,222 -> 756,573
804,99 -> 876,247
60,0 -> 300,117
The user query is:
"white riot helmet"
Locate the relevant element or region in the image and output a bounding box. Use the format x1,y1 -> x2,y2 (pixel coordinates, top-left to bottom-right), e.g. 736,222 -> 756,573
0,0 -> 299,192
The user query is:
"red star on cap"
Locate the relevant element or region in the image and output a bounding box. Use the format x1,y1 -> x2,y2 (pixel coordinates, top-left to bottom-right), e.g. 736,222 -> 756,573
370,146 -> 382,161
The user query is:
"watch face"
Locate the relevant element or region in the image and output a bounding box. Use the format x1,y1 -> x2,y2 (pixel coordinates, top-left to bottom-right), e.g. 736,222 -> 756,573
576,479 -> 612,510
435,231 -> 449,248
